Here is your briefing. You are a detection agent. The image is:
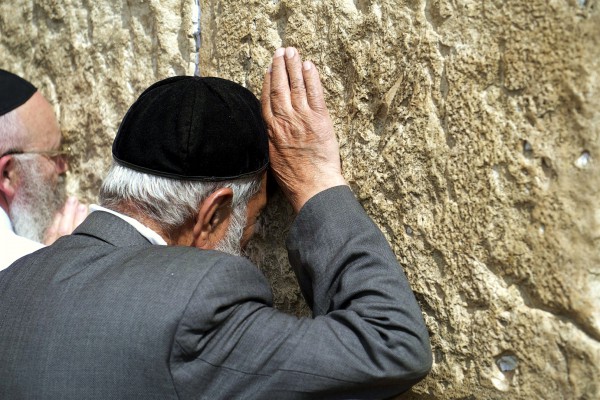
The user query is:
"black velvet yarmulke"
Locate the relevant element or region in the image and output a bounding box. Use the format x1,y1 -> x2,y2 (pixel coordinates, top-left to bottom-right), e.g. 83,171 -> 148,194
113,76 -> 268,181
0,69 -> 37,117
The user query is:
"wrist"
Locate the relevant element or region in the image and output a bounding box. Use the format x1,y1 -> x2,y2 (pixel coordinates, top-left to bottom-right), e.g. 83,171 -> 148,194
290,176 -> 348,213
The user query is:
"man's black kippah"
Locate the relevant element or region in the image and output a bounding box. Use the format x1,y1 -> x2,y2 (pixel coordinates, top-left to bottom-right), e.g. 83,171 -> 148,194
0,69 -> 37,117
113,76 -> 269,181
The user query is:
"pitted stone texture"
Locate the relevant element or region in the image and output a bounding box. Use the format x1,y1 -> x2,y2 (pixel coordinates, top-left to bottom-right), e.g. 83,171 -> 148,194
0,0 -> 195,200
1,0 -> 599,398
202,0 -> 600,398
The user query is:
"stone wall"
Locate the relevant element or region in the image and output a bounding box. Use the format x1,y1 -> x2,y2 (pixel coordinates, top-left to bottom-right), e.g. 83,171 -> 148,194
1,0 -> 598,398
0,0 -> 195,197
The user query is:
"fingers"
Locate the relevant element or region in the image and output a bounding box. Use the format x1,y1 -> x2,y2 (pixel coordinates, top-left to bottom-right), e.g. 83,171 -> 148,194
302,61 -> 327,112
44,212 -> 62,245
269,47 -> 291,116
58,196 -> 78,236
74,203 -> 88,227
284,48 -> 308,110
43,197 -> 88,245
263,47 -> 324,116
261,67 -> 273,124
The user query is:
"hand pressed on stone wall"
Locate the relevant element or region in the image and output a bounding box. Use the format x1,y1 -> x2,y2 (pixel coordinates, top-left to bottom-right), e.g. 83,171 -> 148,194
43,196 -> 88,245
261,47 -> 347,213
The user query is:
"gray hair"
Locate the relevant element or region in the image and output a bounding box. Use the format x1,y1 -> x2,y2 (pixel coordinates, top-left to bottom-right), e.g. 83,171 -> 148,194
99,163 -> 262,236
0,108 -> 26,154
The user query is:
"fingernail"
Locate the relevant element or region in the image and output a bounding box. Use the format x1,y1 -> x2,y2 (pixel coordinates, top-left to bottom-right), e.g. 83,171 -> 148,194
68,196 -> 76,205
285,47 -> 295,59
267,64 -> 272,73
78,205 -> 87,213
274,48 -> 285,58
303,61 -> 312,71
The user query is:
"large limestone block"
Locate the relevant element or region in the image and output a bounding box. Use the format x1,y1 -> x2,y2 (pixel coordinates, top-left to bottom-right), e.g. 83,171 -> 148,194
201,0 -> 600,398
1,0 -> 598,398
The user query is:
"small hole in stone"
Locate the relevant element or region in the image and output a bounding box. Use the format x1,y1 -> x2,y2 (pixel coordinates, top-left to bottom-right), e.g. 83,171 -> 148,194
522,140 -> 533,158
575,151 -> 591,169
541,157 -> 556,179
405,226 -> 413,236
491,352 -> 518,392
496,354 -> 518,373
434,349 -> 444,363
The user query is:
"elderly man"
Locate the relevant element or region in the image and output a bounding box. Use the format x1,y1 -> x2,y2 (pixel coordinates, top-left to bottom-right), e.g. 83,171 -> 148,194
0,70 -> 87,270
0,48 -> 431,399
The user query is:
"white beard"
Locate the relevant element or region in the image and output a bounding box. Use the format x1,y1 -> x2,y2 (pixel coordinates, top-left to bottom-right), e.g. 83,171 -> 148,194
10,158 -> 66,243
214,203 -> 246,257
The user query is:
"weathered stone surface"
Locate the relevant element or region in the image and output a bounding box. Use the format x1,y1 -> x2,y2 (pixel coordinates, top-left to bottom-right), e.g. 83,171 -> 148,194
1,0 -> 598,398
0,0 -> 195,199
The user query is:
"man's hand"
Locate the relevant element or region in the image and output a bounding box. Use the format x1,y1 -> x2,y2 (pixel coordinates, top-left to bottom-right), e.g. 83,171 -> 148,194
261,47 -> 347,213
44,196 -> 88,245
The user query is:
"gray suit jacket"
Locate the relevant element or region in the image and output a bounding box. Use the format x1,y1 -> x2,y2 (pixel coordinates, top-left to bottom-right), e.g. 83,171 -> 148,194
0,186 -> 431,399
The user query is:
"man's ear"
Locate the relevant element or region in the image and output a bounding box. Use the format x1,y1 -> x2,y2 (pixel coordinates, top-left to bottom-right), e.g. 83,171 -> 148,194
0,155 -> 18,204
191,187 -> 234,250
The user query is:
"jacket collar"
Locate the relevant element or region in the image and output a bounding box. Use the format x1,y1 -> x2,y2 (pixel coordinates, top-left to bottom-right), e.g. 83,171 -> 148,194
73,211 -> 153,247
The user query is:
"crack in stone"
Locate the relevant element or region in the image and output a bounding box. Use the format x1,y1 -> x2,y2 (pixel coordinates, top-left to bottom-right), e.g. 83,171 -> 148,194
423,0 -> 440,35
192,0 -> 201,76
514,284 -> 600,343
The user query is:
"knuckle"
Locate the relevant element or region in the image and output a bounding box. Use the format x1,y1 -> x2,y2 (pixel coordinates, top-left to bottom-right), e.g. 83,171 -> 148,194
289,77 -> 305,92
292,99 -> 310,112
271,102 -> 294,118
270,85 -> 287,98
271,112 -> 294,126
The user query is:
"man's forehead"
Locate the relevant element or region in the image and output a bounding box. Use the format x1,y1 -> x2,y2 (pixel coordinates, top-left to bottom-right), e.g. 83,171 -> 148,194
18,92 -> 62,150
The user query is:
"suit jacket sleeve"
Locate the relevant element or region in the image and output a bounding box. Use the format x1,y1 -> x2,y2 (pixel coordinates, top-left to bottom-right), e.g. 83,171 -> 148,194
171,186 -> 432,399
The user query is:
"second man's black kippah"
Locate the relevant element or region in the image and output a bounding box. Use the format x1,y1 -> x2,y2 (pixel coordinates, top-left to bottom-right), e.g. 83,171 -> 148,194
113,76 -> 269,181
0,69 -> 37,117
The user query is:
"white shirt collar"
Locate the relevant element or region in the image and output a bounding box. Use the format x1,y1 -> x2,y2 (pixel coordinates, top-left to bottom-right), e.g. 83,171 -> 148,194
89,204 -> 167,246
0,207 -> 14,232
0,207 -> 45,272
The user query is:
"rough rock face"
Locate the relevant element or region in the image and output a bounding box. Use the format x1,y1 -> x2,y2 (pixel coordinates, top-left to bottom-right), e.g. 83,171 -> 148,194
1,0 -> 598,398
0,0 -> 195,197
